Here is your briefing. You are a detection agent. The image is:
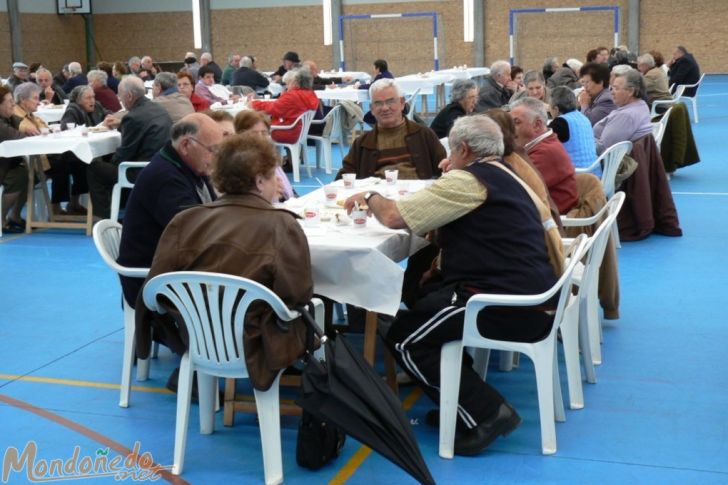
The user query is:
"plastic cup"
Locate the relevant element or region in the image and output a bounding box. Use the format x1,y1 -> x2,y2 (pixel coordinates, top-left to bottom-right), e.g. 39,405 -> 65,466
385,169 -> 399,185
351,209 -> 367,229
50,124 -> 61,134
342,173 -> 356,188
303,206 -> 320,227
40,127 -> 50,136
65,122 -> 76,130
398,182 -> 410,197
80,125 -> 89,137
323,185 -> 339,205
264,94 -> 271,100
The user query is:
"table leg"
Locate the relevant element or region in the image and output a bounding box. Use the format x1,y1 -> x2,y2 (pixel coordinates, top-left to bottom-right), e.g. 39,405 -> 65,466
223,377 -> 236,427
363,310 -> 378,366
384,346 -> 399,394
24,156 -> 34,234
85,197 -> 94,236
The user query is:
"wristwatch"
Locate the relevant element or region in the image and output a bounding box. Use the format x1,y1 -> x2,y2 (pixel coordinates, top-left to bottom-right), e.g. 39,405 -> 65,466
363,191 -> 378,205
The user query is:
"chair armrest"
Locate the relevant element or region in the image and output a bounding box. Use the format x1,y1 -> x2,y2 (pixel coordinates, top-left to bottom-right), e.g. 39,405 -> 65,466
560,213 -> 600,227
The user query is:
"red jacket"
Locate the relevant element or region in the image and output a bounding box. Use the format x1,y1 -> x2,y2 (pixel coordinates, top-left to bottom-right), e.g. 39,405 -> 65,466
251,88 -> 320,143
93,85 -> 122,112
527,133 -> 578,214
190,92 -> 210,112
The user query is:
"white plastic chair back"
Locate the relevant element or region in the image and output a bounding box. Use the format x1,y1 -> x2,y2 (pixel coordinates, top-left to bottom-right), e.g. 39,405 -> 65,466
92,219 -> 150,408
651,107 -> 673,151
439,137 -> 450,157
308,105 -> 344,174
404,88 -> 421,120
271,110 -> 317,182
598,141 -> 632,199
110,161 -> 150,222
439,234 -> 589,457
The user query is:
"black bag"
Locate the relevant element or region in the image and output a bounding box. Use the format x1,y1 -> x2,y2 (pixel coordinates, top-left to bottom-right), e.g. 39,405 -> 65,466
296,409 -> 346,469
294,304 -> 346,470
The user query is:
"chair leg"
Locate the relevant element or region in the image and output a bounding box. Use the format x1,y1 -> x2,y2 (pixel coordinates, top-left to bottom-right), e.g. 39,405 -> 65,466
439,340 -> 464,459
499,351 -> 514,371
254,372 -> 284,485
301,144 -> 312,178
586,282 -> 602,366
119,302 -> 135,408
198,372 -> 216,435
323,139 -> 332,174
578,298 -> 597,384
137,325 -> 152,382
560,296 -> 585,409
531,344 -> 558,455
552,345 -> 566,423
172,354 -> 194,475
471,348 -> 490,380
692,96 -> 698,123
290,145 -> 301,183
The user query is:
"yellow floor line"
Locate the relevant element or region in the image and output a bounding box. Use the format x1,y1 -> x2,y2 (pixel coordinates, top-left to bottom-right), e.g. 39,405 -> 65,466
0,232 -> 28,244
329,386 -> 423,485
0,373 -> 173,394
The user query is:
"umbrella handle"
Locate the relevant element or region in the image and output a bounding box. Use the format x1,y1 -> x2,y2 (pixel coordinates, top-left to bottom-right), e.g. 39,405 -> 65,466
295,303 -> 325,352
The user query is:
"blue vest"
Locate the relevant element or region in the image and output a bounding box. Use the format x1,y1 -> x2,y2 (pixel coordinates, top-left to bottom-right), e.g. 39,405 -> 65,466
437,162 -> 557,296
561,111 -> 600,177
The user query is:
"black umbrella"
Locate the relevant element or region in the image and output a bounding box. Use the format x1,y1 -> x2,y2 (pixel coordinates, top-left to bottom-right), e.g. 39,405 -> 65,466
295,307 -> 435,485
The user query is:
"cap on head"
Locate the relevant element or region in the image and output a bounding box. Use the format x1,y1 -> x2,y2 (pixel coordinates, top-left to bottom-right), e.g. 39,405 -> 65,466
12,62 -> 29,70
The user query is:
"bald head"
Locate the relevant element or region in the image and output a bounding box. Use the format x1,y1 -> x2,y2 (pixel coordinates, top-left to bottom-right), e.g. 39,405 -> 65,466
302,60 -> 319,77
171,113 -> 224,176
118,76 -> 146,108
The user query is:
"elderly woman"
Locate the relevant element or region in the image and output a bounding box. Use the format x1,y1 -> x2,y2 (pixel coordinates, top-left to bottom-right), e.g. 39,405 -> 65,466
429,79 -> 478,138
593,69 -> 653,155
0,85 -> 29,233
194,65 -> 239,106
234,110 -> 294,201
13,82 -> 47,136
249,68 -> 320,144
141,132 -> 313,392
637,53 -> 673,108
177,71 -> 209,112
548,86 -> 599,175
510,70 -> 551,104
87,69 -> 122,112
577,62 -> 616,125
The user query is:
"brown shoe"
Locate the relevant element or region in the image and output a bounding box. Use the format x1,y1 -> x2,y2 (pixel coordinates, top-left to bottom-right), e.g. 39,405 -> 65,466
65,204 -> 88,216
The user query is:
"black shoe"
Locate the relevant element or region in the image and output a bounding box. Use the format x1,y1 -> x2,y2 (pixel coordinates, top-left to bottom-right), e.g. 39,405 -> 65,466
166,367 -> 199,401
425,409 -> 467,433
453,403 -> 522,456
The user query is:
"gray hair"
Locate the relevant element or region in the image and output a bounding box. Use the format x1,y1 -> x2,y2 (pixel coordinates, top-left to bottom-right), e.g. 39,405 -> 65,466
614,68 -> 646,99
450,79 -> 477,103
523,70 -> 545,86
154,72 -> 177,91
13,82 -> 41,103
549,86 -> 577,114
69,85 -> 93,104
449,115 -> 504,158
200,52 -> 213,62
510,97 -> 548,124
637,53 -> 655,68
294,67 -> 313,89
240,56 -> 254,68
490,60 -> 511,78
611,64 -> 633,76
369,78 -> 403,99
35,67 -> 52,79
118,76 -> 145,99
68,62 -> 83,75
565,58 -> 583,73
170,119 -> 200,147
128,56 -> 141,67
86,69 -> 108,86
141,55 -> 152,64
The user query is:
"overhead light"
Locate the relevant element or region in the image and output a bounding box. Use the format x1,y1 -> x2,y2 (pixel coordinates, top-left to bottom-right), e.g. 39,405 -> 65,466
192,0 -> 202,49
463,0 -> 474,42
323,0 -> 333,46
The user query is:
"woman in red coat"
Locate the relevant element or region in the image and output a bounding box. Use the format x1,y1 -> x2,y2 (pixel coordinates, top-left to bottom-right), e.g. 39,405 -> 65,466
177,71 -> 210,112
250,68 -> 320,144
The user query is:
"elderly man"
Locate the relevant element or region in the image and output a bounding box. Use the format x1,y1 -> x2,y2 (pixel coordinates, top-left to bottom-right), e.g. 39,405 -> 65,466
221,53 -> 241,85
6,62 -> 30,92
183,51 -> 200,82
302,60 -> 352,90
62,62 -> 87,94
117,113 -> 223,311
339,78 -> 445,180
87,69 -> 121,112
547,59 -> 582,90
36,68 -> 66,105
667,45 -> 701,96
231,55 -> 269,91
86,76 -> 173,218
0,85 -> 29,233
475,60 -> 516,112
272,51 -> 300,82
510,97 -> 578,214
152,72 -> 194,122
127,56 -> 142,76
637,53 -> 673,107
139,55 -> 158,80
344,115 -> 561,456
199,52 -> 222,84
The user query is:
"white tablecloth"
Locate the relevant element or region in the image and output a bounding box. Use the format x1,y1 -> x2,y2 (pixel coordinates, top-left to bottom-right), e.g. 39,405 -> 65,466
282,179 -> 429,315
318,71 -> 371,83
395,73 -> 454,95
0,129 -> 121,163
211,101 -> 250,118
36,104 -> 67,124
315,86 -> 369,103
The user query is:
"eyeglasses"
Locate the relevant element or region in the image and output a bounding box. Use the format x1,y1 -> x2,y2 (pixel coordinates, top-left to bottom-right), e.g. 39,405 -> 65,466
371,97 -> 400,109
189,137 -> 219,155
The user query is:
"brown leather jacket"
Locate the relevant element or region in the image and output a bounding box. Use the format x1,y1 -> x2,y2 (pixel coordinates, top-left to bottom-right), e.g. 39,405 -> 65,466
135,193 -> 313,390
337,118 -> 445,180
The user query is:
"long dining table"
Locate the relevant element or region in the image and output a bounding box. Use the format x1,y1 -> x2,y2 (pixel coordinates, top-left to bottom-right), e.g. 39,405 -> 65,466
0,128 -> 121,235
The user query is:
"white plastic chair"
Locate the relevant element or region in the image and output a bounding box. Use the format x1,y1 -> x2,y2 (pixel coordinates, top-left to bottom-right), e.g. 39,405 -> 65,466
439,137 -> 450,157
439,234 -> 589,457
110,162 -> 150,222
271,110 -> 316,183
0,185 -> 4,237
92,220 -> 150,408
561,192 -> 625,374
404,88 -> 421,120
651,73 -> 704,123
142,271 -> 324,484
651,107 -> 673,152
307,105 -> 344,174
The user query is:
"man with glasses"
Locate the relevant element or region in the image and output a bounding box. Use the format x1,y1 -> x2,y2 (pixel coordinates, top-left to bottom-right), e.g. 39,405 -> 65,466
338,78 -> 445,180
117,113 -> 224,318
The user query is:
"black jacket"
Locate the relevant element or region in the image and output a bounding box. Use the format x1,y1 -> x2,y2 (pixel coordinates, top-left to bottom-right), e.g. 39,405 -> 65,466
113,96 -> 173,164
475,76 -> 511,112
668,53 -> 701,96
60,102 -> 109,130
39,83 -> 67,105
429,101 -> 466,138
231,67 -> 270,90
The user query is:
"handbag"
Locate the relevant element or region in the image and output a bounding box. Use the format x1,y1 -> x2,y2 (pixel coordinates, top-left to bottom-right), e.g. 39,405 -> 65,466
615,153 -> 638,189
294,304 -> 346,470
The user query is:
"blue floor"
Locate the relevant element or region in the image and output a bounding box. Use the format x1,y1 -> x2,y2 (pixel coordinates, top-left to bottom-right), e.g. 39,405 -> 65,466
2,77 -> 728,484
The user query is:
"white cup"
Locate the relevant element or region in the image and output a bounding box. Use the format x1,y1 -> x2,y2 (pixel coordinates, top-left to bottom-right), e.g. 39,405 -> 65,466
80,125 -> 89,137
323,185 -> 338,205
40,127 -> 50,136
264,94 -> 271,100
50,124 -> 61,134
65,122 -> 76,130
397,182 -> 410,197
385,169 -> 399,185
342,173 -> 356,188
303,207 -> 320,227
351,209 -> 367,229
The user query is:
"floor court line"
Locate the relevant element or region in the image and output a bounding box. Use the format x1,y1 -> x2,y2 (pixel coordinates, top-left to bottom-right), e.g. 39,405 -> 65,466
329,386 -> 423,485
0,393 -> 189,485
0,373 -> 173,394
672,191 -> 728,196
